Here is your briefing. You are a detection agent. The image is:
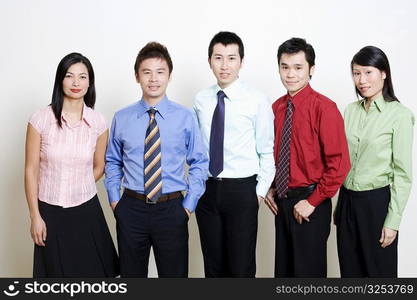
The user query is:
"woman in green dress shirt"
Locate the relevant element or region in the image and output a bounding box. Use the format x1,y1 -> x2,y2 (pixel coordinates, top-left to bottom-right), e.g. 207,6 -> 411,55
335,46 -> 414,277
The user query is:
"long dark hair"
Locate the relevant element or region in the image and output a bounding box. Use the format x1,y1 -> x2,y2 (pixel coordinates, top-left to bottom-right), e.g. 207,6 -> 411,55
351,46 -> 398,102
50,52 -> 96,127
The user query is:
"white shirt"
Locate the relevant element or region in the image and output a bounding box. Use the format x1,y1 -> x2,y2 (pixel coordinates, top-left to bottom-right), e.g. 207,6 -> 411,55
193,79 -> 275,197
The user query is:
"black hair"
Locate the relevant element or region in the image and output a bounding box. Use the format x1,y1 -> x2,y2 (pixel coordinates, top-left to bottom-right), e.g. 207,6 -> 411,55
208,31 -> 244,60
351,46 -> 398,102
50,52 -> 96,128
277,37 -> 315,69
134,42 -> 173,75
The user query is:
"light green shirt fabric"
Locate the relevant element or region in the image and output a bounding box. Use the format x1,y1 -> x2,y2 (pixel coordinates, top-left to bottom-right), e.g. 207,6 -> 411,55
343,95 -> 414,230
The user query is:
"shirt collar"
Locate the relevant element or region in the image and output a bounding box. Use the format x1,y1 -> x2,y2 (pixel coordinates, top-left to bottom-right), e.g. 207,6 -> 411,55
359,94 -> 386,112
214,78 -> 242,101
137,95 -> 169,119
285,83 -> 313,107
61,103 -> 93,127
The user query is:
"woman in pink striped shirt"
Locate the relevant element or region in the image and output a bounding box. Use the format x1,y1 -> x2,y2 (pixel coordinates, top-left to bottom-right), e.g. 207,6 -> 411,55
24,53 -> 119,277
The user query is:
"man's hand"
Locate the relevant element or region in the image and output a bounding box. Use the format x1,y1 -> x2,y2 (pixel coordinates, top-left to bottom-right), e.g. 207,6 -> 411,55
184,208 -> 191,218
379,227 -> 398,248
257,195 -> 264,205
293,200 -> 315,224
264,188 -> 278,215
110,201 -> 118,211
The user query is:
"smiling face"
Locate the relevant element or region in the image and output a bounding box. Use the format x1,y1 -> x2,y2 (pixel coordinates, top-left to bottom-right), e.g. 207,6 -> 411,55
136,57 -> 170,105
62,62 -> 89,101
209,43 -> 242,89
352,64 -> 386,101
278,51 -> 314,97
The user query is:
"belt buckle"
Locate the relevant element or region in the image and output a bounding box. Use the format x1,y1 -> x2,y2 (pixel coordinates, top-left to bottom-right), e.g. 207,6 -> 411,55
145,197 -> 157,204
214,177 -> 223,181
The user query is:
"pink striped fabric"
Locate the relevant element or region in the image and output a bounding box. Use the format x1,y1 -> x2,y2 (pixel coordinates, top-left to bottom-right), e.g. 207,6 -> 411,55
29,105 -> 107,208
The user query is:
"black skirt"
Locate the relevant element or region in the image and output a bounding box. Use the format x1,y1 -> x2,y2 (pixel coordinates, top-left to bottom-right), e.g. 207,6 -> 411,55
33,195 -> 119,277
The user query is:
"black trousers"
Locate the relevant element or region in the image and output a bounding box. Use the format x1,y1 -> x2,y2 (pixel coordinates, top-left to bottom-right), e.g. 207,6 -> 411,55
196,175 -> 258,277
114,191 -> 189,278
335,185 -> 397,277
274,190 -> 331,278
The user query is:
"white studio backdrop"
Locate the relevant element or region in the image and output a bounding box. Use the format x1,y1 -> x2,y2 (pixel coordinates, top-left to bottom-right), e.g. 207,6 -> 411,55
1,0 -> 416,277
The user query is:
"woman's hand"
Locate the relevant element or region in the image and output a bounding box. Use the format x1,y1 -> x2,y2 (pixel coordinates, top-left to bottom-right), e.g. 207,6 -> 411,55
31,215 -> 47,247
379,227 -> 398,248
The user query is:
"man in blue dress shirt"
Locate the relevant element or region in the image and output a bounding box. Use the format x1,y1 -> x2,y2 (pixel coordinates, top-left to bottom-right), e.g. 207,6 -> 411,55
105,42 -> 208,277
193,31 -> 275,277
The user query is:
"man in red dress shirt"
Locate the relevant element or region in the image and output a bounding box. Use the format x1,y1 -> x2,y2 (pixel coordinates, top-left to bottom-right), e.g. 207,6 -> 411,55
264,38 -> 350,277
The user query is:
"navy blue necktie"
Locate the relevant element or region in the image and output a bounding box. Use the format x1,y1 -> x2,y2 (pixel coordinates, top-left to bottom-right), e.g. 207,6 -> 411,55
209,90 -> 226,177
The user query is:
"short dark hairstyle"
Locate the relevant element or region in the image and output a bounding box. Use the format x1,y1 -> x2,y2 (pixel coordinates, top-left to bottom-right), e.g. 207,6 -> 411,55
208,31 -> 244,60
134,42 -> 173,75
351,46 -> 398,102
277,37 -> 315,68
50,52 -> 96,128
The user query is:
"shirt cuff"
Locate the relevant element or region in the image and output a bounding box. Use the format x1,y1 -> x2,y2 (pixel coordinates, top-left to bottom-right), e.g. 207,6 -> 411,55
182,194 -> 196,212
256,181 -> 269,198
107,188 -> 121,204
383,212 -> 401,230
306,188 -> 325,207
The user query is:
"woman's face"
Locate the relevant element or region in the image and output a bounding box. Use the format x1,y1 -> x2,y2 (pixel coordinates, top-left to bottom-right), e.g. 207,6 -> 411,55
62,63 -> 89,101
352,64 -> 386,101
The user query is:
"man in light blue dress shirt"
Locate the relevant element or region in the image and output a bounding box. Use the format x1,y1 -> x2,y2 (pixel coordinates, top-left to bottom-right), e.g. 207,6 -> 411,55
105,42 -> 208,277
193,31 -> 275,277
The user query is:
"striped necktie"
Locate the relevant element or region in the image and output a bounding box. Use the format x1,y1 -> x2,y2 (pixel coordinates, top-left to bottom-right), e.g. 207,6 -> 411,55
144,108 -> 162,203
275,98 -> 294,198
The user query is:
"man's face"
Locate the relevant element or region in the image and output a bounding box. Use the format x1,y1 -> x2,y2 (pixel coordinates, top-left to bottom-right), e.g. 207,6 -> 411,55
209,43 -> 242,89
136,57 -> 170,103
279,51 -> 314,96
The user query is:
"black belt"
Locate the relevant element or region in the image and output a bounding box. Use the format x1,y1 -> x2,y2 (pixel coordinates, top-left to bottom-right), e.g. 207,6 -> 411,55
282,184 -> 316,199
125,189 -> 182,204
208,175 -> 257,182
